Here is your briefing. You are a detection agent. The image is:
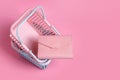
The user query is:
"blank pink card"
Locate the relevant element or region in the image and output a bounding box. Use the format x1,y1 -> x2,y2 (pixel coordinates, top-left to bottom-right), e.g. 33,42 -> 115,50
37,36 -> 73,59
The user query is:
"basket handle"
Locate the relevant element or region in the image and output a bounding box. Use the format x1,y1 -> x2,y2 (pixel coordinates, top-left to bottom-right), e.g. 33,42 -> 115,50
15,6 -> 48,63
16,6 -> 46,44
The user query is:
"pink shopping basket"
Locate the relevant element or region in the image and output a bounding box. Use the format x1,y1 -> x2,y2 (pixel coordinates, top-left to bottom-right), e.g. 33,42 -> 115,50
10,6 -> 60,69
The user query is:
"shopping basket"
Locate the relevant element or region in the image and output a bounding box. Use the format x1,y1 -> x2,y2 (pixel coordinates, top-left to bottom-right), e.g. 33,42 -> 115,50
10,6 -> 60,69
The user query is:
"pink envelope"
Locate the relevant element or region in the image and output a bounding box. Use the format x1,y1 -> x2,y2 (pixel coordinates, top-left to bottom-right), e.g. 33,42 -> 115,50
37,36 -> 73,59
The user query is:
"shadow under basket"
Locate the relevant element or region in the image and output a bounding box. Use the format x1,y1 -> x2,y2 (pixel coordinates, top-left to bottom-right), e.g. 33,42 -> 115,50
10,6 -> 60,69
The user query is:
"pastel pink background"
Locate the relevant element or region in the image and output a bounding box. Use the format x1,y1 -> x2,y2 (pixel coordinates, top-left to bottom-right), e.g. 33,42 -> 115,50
0,0 -> 120,80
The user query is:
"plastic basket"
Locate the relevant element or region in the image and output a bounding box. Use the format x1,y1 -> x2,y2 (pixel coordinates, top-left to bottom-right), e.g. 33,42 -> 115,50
10,6 -> 60,69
